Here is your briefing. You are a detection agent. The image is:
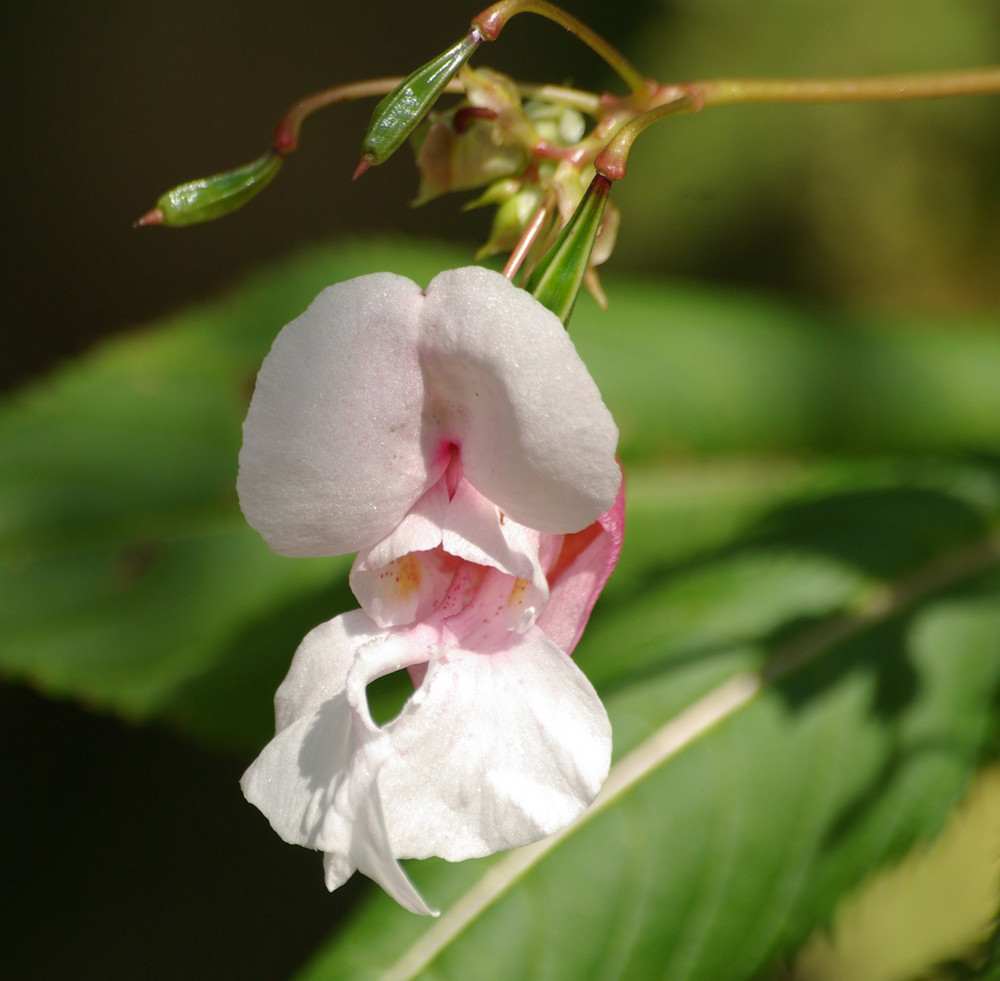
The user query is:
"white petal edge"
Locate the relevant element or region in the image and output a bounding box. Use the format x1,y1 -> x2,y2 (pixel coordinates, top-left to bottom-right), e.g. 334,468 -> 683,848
242,619 -> 440,915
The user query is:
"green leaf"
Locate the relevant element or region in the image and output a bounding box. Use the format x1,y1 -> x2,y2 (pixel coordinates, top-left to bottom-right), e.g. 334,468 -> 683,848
978,916 -> 1000,980
567,282 -> 1000,458
4,237 -> 1000,744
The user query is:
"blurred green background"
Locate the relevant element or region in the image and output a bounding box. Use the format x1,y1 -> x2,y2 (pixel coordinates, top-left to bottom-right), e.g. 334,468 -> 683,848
3,1 -> 1000,978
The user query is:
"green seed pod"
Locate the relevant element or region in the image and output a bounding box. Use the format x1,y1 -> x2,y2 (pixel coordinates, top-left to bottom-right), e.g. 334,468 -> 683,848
151,151 -> 283,227
359,30 -> 482,169
524,174 -> 612,325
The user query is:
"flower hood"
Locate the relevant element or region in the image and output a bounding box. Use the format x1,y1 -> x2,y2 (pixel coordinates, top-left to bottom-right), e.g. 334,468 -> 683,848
237,266 -> 620,557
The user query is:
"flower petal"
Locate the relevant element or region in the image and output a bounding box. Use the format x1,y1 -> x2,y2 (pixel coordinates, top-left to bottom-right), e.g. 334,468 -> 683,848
441,476 -> 548,630
241,616 -> 439,915
244,621 -> 427,846
419,266 -> 620,533
322,741 -> 437,917
349,479 -> 455,627
537,475 -> 625,654
237,273 -> 434,557
271,610 -> 380,732
239,267 -> 620,557
377,623 -> 612,860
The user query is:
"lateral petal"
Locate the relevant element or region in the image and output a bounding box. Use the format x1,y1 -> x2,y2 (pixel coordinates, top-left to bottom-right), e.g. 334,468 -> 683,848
349,480 -> 453,627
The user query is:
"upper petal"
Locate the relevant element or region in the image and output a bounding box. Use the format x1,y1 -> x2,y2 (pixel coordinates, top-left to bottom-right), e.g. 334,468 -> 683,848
239,266 -> 620,558
419,266 -> 620,533
237,272 -> 434,556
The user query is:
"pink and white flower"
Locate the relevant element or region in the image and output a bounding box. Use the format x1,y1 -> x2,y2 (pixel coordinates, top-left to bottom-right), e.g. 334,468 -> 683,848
238,266 -> 622,913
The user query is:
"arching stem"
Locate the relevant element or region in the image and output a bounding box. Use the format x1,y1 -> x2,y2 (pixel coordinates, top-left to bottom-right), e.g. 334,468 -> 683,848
274,78 -> 466,154
595,92 -> 696,181
472,0 -> 650,101
595,65 -> 1000,181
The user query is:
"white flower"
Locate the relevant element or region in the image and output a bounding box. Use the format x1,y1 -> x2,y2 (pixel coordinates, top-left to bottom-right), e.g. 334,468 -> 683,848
238,266 -> 622,913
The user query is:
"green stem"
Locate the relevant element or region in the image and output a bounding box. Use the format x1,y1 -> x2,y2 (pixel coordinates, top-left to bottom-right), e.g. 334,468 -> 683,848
687,65 -> 1000,109
595,65 -> 1000,181
517,82 -> 602,117
594,92 -> 696,181
272,77 -> 602,156
472,0 -> 649,100
274,77 -> 466,154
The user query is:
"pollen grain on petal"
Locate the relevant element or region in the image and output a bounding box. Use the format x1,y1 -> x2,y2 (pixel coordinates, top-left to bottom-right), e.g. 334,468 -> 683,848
389,553 -> 423,598
505,576 -> 539,631
507,576 -> 530,606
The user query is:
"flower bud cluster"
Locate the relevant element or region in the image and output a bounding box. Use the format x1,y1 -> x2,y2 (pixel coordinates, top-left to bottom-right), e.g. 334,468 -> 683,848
410,66 -> 620,301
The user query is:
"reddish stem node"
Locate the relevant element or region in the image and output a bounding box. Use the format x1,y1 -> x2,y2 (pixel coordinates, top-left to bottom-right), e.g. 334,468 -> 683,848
593,150 -> 626,182
472,8 -> 504,41
272,122 -> 297,155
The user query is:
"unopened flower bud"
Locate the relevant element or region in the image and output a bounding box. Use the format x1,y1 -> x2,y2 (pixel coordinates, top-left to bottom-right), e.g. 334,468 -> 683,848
527,100 -> 586,147
411,114 -> 527,205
